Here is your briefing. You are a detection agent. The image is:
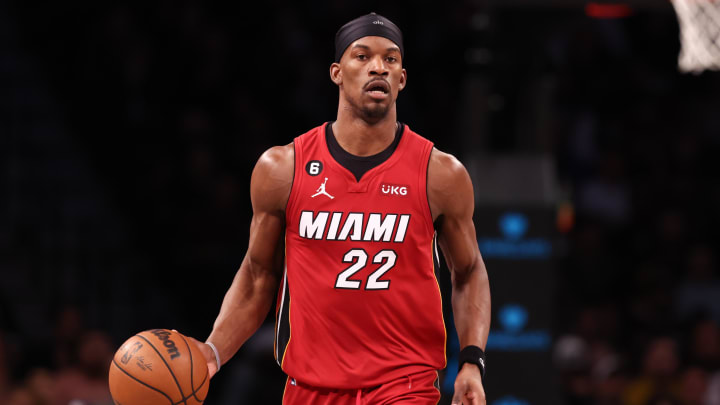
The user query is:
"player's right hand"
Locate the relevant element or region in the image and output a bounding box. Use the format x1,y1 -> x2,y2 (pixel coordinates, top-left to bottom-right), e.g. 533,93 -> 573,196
184,334 -> 219,379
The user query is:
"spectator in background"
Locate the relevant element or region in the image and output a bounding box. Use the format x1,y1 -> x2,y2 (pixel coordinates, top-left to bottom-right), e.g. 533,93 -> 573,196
0,333 -> 11,403
24,368 -> 57,405
553,306 -> 629,405
54,330 -> 114,405
686,316 -> 720,372
577,151 -> 631,226
553,334 -> 594,404
590,342 -> 627,405
706,371 -> 720,405
53,305 -> 85,370
645,396 -> 680,405
623,336 -> 681,405
4,387 -> 35,405
677,366 -> 708,405
674,245 -> 720,325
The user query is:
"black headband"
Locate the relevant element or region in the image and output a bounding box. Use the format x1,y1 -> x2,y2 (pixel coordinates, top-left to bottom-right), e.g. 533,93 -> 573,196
334,13 -> 404,63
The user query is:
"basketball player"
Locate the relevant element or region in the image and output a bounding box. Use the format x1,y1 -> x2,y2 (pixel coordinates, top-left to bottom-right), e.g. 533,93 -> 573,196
187,13 -> 491,405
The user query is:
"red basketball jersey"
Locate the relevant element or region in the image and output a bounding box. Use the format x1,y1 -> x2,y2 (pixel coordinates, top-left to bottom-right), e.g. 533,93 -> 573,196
275,123 -> 446,389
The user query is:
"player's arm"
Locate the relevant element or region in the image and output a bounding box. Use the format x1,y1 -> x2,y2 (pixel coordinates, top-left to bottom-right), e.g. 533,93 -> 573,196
428,149 -> 490,405
190,144 -> 294,378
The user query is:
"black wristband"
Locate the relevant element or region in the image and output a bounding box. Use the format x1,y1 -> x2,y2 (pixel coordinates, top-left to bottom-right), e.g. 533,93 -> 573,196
458,345 -> 486,379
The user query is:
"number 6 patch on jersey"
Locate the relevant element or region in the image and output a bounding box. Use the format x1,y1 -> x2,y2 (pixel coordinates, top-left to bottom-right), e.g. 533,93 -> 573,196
305,160 -> 323,176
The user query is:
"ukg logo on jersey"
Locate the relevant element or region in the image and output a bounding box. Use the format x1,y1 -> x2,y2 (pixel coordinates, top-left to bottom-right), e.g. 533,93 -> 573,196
379,183 -> 408,196
478,212 -> 551,259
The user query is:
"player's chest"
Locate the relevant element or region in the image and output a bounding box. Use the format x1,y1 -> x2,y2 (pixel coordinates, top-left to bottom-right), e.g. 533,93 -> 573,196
292,170 -> 422,244
296,168 -> 415,209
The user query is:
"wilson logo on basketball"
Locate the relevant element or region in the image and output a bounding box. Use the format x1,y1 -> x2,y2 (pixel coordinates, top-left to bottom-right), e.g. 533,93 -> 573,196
380,183 -> 408,196
150,329 -> 181,360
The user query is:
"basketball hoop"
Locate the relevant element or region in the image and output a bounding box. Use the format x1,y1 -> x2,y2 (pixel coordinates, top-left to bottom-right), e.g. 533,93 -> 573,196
671,0 -> 720,73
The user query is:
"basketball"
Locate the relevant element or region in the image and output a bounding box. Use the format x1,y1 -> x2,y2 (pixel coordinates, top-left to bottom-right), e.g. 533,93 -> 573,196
108,329 -> 209,405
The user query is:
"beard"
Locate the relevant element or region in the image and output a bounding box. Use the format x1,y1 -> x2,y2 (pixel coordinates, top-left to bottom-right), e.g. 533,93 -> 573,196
362,103 -> 390,121
346,93 -> 392,124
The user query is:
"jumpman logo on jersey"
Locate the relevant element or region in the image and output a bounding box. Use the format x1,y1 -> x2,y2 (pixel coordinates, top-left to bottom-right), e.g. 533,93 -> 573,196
311,177 -> 335,199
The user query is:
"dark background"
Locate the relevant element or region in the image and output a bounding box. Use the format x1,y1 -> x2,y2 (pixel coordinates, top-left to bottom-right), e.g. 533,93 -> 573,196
2,1 -> 720,404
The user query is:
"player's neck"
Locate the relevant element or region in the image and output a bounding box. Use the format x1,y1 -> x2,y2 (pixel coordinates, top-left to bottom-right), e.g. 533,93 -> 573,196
332,111 -> 398,157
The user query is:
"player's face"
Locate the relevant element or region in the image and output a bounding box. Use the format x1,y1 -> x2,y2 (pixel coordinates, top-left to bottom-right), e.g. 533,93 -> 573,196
332,36 -> 407,122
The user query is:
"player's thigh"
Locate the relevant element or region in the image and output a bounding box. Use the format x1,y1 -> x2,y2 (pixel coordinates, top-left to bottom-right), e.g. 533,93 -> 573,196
282,377 -> 358,405
375,370 -> 441,405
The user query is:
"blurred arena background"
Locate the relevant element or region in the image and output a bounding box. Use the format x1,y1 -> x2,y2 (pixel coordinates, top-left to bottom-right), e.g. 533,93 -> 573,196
2,1 -> 720,404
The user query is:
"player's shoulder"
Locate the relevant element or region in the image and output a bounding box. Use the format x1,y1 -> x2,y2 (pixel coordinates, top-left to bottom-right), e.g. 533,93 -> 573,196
427,147 -> 474,219
251,143 -> 294,212
428,147 -> 469,183
257,143 -> 295,169
254,143 -> 295,185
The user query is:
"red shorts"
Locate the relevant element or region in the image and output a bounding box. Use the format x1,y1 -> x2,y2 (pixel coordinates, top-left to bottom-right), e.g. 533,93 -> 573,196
282,369 -> 441,405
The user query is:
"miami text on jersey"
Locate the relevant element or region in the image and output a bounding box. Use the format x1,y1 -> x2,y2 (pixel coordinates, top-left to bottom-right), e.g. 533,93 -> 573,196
299,211 -> 410,242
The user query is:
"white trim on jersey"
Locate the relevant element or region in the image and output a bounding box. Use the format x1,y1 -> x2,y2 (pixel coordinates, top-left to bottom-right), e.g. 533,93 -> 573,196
275,266 -> 288,366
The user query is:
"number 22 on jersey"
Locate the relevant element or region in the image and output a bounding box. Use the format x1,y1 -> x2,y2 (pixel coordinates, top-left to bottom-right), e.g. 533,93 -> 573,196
335,249 -> 397,290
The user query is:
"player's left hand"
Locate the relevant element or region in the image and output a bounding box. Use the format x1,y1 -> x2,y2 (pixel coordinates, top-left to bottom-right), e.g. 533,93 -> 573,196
175,331 -> 219,379
451,363 -> 486,405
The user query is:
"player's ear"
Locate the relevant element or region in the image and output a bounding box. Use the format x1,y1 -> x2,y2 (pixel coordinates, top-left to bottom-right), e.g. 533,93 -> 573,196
330,62 -> 342,85
398,68 -> 407,92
